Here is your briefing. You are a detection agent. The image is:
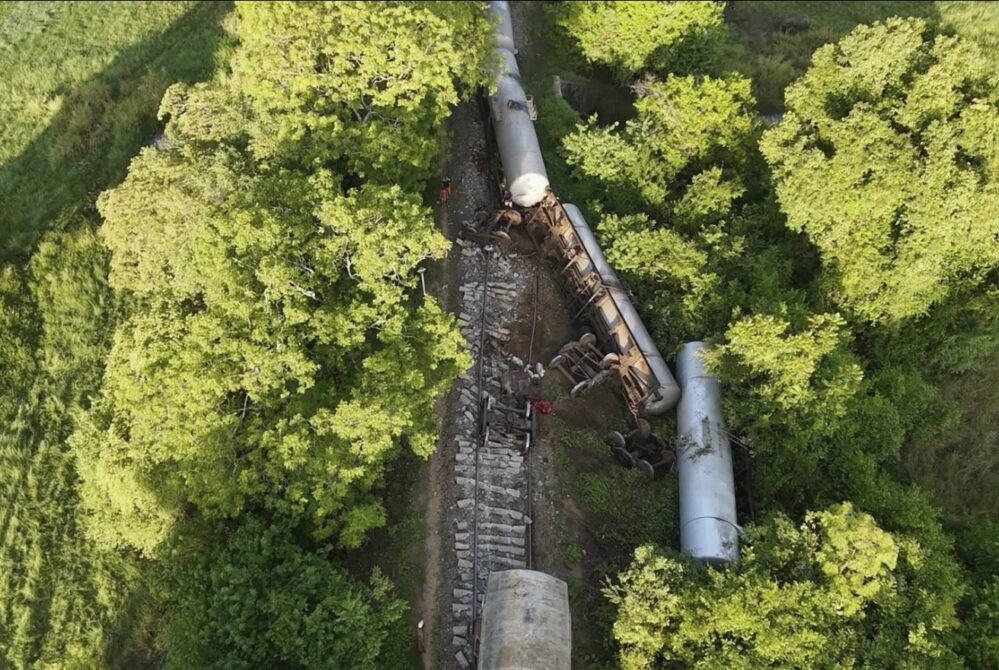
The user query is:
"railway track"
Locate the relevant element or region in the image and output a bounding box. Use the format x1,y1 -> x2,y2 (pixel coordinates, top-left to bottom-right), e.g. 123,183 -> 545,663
448,238 -> 536,669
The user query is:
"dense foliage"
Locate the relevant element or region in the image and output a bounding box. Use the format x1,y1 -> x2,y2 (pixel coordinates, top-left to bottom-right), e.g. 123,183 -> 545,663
553,1 -> 726,80
608,504 -> 959,670
4,1 -> 998,667
158,515 -> 406,670
0,3 -> 234,666
1,1 -> 488,666
553,5 -> 997,668
762,17 -> 999,324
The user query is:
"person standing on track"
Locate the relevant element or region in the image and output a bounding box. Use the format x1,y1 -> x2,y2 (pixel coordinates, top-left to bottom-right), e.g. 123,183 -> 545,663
439,175 -> 452,205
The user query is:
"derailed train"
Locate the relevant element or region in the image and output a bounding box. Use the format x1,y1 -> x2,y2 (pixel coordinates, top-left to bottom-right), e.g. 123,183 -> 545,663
485,1 -> 737,562
475,2 -> 739,667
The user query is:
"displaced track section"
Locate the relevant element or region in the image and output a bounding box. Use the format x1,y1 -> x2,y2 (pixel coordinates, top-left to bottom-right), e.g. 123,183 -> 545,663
448,237 -> 537,669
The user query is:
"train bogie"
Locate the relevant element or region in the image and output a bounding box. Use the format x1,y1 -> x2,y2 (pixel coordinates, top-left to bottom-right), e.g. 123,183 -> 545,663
537,202 -> 681,416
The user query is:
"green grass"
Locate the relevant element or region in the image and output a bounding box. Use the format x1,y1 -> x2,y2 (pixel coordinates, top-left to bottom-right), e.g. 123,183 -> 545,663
563,542 -> 583,565
550,417 -> 679,669
721,1 -> 999,113
905,359 -> 999,521
0,4 -> 234,667
0,0 -> 236,259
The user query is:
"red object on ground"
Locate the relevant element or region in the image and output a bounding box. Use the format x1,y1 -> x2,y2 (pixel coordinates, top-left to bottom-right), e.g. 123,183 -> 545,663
531,399 -> 553,415
439,185 -> 451,204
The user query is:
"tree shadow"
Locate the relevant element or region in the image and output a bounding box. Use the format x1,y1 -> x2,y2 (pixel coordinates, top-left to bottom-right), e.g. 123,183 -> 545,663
0,4 -> 235,668
0,1 -> 236,262
721,1 -> 941,113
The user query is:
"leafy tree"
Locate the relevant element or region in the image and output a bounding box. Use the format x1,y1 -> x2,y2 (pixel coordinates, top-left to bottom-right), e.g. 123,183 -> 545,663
607,503 -> 961,670
705,312 -> 863,441
761,17 -> 999,324
554,1 -> 726,80
952,520 -> 999,669
232,0 -> 492,186
560,74 -> 765,348
93,140 -> 467,549
3,1 -> 490,666
157,514 -> 406,670
80,0 -> 478,557
961,576 -> 999,669
563,74 -> 756,212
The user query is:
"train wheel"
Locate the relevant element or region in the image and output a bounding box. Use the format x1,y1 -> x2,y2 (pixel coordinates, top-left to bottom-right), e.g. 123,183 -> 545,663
570,379 -> 589,398
612,446 -> 636,468
502,209 -> 523,227
605,431 -> 626,450
637,459 -> 656,479
592,369 -> 615,385
579,332 -> 596,348
599,352 -> 620,370
549,354 -> 567,369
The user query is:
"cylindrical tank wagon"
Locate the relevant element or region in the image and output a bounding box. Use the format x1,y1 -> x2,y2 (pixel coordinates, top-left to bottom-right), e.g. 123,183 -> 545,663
477,570 -> 571,670
487,1 -> 550,208
561,204 -> 681,414
486,5 -> 679,416
676,342 -> 740,564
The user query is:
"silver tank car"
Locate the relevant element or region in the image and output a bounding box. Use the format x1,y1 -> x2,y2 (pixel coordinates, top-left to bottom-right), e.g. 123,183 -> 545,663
676,341 -> 739,564
560,203 -> 681,414
487,1 -> 550,207
477,570 -> 571,670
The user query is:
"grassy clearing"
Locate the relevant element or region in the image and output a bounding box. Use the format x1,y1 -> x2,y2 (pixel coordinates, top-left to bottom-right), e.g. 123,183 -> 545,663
721,1 -> 999,113
0,0 -> 235,258
905,360 -> 999,521
0,4 -> 234,667
549,415 -> 679,669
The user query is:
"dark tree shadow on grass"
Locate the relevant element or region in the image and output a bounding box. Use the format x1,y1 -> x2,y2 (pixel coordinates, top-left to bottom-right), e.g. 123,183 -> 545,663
0,4 -> 235,669
721,1 -> 941,113
0,1 -> 235,262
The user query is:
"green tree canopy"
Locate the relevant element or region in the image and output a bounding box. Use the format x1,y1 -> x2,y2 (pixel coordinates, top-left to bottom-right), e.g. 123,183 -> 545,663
79,0 -> 481,556
554,1 -> 726,80
607,503 -> 961,670
157,514 -> 406,670
232,0 -> 492,186
704,312 -> 863,444
761,17 -> 999,324
560,73 -> 776,348
563,74 -> 756,212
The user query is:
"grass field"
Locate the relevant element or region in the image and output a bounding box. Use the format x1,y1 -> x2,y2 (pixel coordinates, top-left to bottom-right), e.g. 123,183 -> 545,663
722,1 -> 999,112
0,3 -> 234,668
549,416 -> 680,670
0,0 -> 235,259
905,360 -> 999,520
